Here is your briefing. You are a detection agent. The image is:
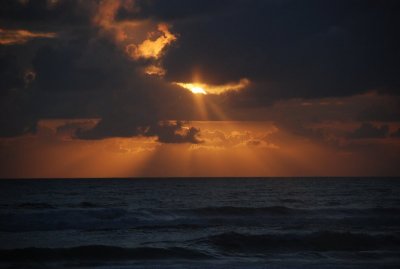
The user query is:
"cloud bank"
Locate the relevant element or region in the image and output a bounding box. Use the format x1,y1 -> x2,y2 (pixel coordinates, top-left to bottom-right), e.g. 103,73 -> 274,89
0,0 -> 399,147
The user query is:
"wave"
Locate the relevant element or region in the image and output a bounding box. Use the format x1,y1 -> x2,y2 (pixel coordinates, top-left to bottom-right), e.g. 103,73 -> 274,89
0,245 -> 212,262
200,231 -> 400,252
187,206 -> 400,218
77,202 -> 99,208
16,202 -> 55,209
1,202 -> 117,210
0,208 -> 132,232
1,233 -> 399,262
190,206 -> 300,216
1,206 -> 400,232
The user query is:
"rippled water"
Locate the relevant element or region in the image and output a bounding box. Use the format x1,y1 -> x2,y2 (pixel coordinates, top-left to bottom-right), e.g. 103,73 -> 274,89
0,178 -> 399,268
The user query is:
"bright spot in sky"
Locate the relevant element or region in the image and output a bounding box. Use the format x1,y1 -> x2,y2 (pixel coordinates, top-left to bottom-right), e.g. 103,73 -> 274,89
174,78 -> 250,95
174,83 -> 208,94
190,86 -> 207,95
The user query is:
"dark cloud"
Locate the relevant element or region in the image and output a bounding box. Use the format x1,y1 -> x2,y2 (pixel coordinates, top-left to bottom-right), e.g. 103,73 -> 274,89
0,55 -> 25,91
391,128 -> 400,138
32,40 -> 134,92
246,140 -> 262,147
0,86 -> 36,137
76,99 -> 158,139
164,0 -> 400,101
147,121 -> 202,144
0,53 -> 37,136
0,16 -> 196,140
56,120 -> 97,137
0,0 -> 93,30
116,0 -> 234,21
0,0 -> 399,141
348,122 -> 389,139
78,119 -> 202,144
357,103 -> 400,122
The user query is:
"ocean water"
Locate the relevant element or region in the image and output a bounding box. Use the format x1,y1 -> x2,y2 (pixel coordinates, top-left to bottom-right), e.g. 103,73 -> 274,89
0,178 -> 399,268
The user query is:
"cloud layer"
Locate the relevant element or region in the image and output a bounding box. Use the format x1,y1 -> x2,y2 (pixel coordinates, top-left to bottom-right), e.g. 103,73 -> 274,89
0,0 -> 399,147
0,28 -> 56,45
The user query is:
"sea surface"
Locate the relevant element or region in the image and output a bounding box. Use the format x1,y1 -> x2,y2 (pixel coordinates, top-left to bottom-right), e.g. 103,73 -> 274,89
0,178 -> 399,268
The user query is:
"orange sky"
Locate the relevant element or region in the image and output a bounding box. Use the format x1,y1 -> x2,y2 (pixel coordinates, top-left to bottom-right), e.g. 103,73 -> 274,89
0,120 -> 399,178
0,1 -> 399,178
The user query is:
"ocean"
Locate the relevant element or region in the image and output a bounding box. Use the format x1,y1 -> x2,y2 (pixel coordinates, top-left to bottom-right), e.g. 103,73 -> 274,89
0,178 -> 399,268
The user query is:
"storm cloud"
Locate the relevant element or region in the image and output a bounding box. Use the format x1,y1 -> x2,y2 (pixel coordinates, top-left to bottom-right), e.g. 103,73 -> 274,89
0,0 -> 399,143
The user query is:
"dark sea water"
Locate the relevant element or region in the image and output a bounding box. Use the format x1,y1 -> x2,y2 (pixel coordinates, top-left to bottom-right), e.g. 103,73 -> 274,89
0,178 -> 399,268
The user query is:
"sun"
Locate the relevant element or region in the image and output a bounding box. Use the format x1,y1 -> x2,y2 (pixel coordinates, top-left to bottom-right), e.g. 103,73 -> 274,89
174,83 -> 207,95
173,79 -> 250,95
190,86 -> 207,95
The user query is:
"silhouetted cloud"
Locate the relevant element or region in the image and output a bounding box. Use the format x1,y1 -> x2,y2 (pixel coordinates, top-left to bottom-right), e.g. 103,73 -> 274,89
147,121 -> 202,144
0,0 -> 399,142
391,128 -> 400,138
348,123 -> 389,139
78,120 -> 202,144
164,0 -> 400,100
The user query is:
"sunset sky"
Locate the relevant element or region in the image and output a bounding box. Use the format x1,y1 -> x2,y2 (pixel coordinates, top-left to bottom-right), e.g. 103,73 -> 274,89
0,0 -> 399,177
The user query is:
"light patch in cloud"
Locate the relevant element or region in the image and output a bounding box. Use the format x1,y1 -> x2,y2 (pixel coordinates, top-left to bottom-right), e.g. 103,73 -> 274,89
17,0 -> 30,6
0,28 -> 56,45
93,0 -> 139,42
188,144 -> 226,152
17,0 -> 59,7
126,23 -> 177,60
240,139 -> 279,149
102,138 -> 158,154
46,0 -> 60,9
93,0 -> 177,62
174,78 -> 250,95
144,65 -> 166,76
192,128 -> 279,151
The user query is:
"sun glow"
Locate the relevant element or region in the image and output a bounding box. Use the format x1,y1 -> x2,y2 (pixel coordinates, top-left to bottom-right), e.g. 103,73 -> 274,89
174,78 -> 250,95
176,83 -> 207,94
